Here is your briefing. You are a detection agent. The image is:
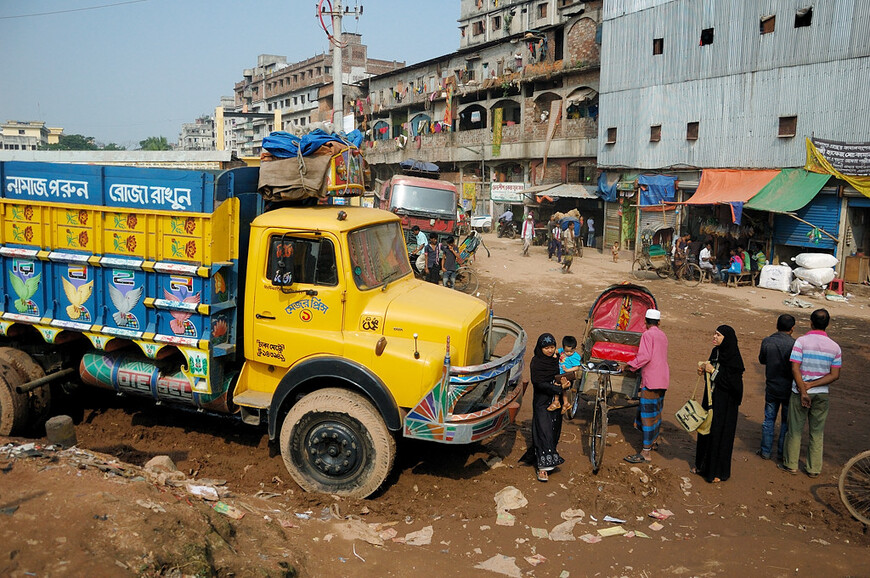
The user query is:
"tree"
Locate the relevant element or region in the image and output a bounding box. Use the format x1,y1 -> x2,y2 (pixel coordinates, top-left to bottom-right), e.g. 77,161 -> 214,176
102,143 -> 126,151
43,134 -> 99,150
138,136 -> 172,151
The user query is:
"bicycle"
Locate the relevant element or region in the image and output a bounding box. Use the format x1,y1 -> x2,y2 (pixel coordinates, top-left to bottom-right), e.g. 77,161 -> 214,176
839,449 -> 870,526
567,362 -> 625,473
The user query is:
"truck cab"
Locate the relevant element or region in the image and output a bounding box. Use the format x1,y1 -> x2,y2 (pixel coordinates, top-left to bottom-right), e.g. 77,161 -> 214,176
378,172 -> 459,246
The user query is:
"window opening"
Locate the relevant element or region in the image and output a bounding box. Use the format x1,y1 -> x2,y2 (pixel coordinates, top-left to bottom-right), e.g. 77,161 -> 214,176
687,121 -> 699,141
760,15 -> 776,34
778,116 -> 797,138
700,28 -> 714,46
653,38 -> 664,55
606,127 -> 617,144
794,7 -> 812,28
650,125 -> 662,142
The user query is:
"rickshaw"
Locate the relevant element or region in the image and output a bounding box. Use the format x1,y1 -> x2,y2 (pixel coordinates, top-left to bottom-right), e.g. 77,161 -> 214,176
631,227 -> 702,286
566,283 -> 658,472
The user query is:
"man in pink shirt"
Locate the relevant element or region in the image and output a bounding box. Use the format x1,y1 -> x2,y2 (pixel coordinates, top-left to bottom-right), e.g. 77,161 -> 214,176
623,309 -> 670,463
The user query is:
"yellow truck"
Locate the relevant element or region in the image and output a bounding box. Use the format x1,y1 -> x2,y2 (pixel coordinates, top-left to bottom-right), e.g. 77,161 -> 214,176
0,160 -> 527,497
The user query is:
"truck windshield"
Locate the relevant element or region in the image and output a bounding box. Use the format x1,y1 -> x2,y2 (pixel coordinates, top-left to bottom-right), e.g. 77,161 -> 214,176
390,183 -> 456,218
348,222 -> 413,290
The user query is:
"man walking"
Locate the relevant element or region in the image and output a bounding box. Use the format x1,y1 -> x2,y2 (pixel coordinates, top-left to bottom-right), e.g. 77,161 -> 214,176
758,314 -> 796,461
521,213 -> 535,256
623,309 -> 669,463
409,225 -> 427,274
780,309 -> 841,477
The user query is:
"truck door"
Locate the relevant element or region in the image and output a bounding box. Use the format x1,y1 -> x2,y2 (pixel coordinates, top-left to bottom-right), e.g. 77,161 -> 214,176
251,232 -> 344,366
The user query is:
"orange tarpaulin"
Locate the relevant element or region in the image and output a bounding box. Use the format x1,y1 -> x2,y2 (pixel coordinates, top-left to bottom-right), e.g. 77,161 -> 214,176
685,169 -> 780,204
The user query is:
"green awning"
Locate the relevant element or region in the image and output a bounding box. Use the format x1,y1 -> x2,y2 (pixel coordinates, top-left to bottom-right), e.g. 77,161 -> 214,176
744,168 -> 830,212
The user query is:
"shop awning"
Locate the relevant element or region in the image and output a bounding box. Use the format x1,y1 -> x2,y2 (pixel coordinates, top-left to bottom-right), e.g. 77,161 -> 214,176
744,168 -> 830,212
523,184 -> 558,195
685,169 -> 780,205
546,183 -> 599,199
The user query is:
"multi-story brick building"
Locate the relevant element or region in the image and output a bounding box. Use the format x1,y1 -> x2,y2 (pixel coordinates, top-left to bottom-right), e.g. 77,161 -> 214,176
178,116 -> 215,151
224,36 -> 404,157
360,0 -> 605,240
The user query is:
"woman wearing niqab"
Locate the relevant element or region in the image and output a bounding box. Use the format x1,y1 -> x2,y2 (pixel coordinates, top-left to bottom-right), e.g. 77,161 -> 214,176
519,333 -> 569,481
694,325 -> 745,483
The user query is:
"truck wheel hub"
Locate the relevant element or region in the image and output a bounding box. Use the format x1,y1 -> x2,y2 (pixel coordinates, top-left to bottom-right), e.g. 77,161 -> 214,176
306,423 -> 362,477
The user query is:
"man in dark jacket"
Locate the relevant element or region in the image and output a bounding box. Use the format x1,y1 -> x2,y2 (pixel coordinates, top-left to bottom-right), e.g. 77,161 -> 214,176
757,314 -> 796,460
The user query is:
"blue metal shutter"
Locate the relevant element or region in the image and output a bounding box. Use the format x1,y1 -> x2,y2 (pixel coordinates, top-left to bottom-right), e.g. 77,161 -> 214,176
847,196 -> 870,208
773,192 -> 840,251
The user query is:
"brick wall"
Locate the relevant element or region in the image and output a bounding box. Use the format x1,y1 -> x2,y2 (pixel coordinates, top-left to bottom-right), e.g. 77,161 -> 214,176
565,17 -> 600,67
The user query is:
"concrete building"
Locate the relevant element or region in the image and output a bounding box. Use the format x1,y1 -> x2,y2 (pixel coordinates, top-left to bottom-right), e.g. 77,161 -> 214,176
1,121 -> 63,151
223,37 -> 404,157
178,116 -> 216,151
597,0 -> 870,272
362,0 -> 604,236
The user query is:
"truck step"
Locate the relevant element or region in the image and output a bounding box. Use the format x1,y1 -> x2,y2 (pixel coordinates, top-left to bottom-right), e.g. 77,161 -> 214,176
233,390 -> 272,409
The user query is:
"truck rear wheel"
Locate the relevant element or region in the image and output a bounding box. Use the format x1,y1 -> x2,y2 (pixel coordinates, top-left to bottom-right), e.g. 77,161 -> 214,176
0,348 -> 51,427
279,388 -> 396,498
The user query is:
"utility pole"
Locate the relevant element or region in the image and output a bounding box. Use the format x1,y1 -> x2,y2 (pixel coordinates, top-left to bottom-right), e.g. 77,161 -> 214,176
318,1 -> 363,128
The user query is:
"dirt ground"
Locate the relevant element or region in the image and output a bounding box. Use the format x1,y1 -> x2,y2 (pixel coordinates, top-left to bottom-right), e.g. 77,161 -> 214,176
1,234 -> 869,577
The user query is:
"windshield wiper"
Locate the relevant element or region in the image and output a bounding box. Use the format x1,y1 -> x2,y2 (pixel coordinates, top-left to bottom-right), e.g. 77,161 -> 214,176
381,269 -> 408,291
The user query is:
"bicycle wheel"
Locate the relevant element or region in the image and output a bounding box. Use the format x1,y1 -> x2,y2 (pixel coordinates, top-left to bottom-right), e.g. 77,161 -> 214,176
631,258 -> 648,280
589,397 -> 608,473
681,263 -> 702,287
655,262 -> 671,279
454,267 -> 479,294
839,449 -> 870,526
565,379 -> 583,420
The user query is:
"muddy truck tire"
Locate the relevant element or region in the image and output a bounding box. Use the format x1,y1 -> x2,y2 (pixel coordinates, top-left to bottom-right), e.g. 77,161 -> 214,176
0,348 -> 49,436
279,388 -> 396,498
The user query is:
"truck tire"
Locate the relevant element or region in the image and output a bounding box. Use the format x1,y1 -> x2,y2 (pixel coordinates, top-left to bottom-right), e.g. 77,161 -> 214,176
279,388 -> 396,498
0,348 -> 51,431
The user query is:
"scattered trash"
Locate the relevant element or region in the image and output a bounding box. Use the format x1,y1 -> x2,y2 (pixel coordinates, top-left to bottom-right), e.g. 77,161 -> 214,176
323,534 -> 334,542
213,501 -> 245,520
559,571 -> 570,578
253,491 -> 282,500
783,296 -> 813,308
649,509 -> 673,520
187,484 -> 220,501
811,538 -> 831,546
474,554 -> 522,577
486,455 -> 506,469
550,519 -> 581,541
494,486 -> 528,516
294,511 -> 312,520
378,527 -> 398,541
496,511 -> 516,527
633,531 -> 651,539
403,525 -> 434,546
648,521 -> 664,532
578,533 -> 602,543
279,519 -> 297,529
135,499 -> 166,514
0,505 -> 19,516
560,508 -> 585,521
524,554 -> 547,567
352,543 -> 366,562
334,520 -> 383,546
143,455 -> 178,474
603,515 -> 626,524
597,526 -> 626,537
530,527 -> 549,539
480,525 -> 491,531
629,466 -> 650,484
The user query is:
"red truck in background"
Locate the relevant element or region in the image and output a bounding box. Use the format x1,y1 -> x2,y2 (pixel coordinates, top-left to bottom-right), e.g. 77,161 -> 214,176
377,160 -> 459,243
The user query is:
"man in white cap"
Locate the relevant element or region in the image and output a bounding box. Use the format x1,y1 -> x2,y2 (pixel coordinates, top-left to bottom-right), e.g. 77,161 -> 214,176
622,308 -> 670,463
521,213 -> 535,256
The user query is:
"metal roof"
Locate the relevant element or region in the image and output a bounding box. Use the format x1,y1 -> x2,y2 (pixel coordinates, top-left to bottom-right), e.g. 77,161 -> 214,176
546,184 -> 600,199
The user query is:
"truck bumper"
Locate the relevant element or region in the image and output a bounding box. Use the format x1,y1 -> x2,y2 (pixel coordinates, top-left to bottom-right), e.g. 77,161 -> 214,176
403,317 -> 527,444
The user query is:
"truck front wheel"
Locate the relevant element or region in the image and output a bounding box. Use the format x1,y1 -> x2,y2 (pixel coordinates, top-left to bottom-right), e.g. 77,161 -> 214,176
279,388 -> 396,498
0,348 -> 49,436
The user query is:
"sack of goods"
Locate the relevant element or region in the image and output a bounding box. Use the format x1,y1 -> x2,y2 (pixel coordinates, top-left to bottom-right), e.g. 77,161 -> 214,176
789,252 -> 838,288
758,264 -> 793,292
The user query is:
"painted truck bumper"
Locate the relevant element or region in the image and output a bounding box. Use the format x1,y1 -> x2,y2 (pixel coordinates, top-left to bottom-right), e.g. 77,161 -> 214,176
403,317 -> 526,444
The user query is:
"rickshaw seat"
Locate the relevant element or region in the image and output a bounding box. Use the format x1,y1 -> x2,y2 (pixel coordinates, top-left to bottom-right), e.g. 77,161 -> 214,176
590,342 -> 639,362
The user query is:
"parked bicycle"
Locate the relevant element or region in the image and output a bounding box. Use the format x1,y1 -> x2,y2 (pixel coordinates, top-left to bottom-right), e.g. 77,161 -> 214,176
840,449 -> 870,526
631,237 -> 701,286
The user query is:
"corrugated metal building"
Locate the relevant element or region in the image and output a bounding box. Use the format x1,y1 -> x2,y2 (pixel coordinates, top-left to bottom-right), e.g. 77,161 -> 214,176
598,0 -> 870,170
597,0 -> 870,270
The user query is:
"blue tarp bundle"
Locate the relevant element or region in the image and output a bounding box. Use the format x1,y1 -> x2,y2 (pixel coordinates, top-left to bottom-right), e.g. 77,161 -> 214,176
263,129 -> 363,158
559,216 -> 581,236
399,158 -> 440,175
638,175 -> 677,206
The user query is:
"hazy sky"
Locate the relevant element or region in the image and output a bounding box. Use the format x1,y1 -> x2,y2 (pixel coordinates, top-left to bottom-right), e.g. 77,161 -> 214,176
0,0 -> 459,148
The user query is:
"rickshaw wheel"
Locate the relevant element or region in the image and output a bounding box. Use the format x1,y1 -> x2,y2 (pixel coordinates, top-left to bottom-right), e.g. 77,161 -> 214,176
631,258 -> 648,280
589,398 -> 607,473
655,264 -> 670,279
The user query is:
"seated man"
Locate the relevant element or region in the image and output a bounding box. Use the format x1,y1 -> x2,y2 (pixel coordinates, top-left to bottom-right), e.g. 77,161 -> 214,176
497,209 -> 514,224
698,241 -> 716,277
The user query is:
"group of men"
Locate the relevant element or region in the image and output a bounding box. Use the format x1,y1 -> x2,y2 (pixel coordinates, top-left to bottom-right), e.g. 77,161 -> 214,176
620,307 -> 841,478
408,225 -> 462,288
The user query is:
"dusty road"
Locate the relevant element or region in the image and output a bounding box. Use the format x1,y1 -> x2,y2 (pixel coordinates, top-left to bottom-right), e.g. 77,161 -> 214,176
1,234 -> 869,577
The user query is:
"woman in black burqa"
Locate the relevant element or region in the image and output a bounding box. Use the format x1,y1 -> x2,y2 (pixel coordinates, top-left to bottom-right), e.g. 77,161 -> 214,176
520,333 -> 571,482
694,325 -> 745,483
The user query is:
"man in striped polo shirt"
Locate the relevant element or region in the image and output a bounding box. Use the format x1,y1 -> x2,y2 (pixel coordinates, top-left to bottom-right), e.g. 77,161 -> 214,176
780,309 -> 842,477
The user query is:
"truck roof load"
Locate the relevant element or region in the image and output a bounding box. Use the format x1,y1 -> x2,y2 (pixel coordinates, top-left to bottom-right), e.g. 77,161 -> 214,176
399,159 -> 440,178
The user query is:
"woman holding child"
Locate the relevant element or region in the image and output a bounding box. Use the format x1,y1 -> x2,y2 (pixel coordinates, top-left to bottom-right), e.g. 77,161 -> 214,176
519,333 -> 572,482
